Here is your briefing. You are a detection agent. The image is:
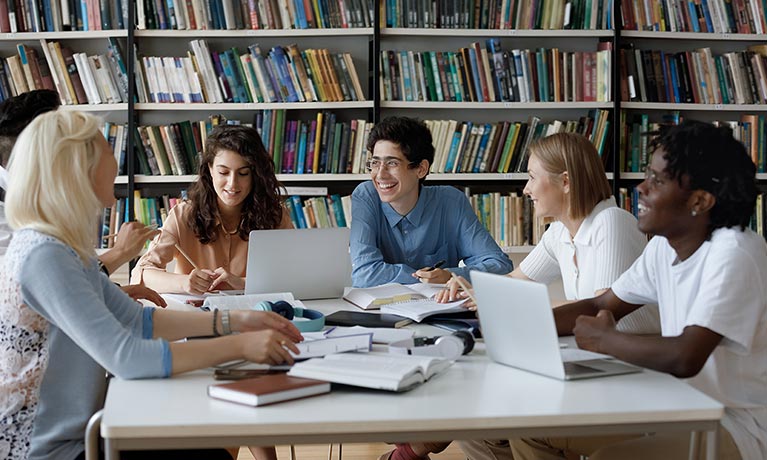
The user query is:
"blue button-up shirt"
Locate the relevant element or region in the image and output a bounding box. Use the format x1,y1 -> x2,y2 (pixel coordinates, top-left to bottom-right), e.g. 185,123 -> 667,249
350,181 -> 513,287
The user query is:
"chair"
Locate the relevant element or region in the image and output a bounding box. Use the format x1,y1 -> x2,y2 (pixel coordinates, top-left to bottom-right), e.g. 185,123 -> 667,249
85,409 -> 103,460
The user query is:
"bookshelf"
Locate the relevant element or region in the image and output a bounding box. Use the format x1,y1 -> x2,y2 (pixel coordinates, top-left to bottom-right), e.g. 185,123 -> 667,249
617,24 -> 767,222
6,0 -> 767,249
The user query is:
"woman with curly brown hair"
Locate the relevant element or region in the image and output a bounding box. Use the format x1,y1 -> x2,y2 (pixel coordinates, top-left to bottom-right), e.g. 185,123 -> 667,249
132,124 -> 292,294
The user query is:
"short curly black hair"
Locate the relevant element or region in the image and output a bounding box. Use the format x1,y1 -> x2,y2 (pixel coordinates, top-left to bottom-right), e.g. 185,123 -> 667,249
648,120 -> 757,236
0,90 -> 61,167
366,116 -> 434,184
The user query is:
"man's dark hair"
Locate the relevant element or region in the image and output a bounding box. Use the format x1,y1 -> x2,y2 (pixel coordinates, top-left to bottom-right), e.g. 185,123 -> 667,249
366,116 -> 434,184
0,90 -> 61,167
648,120 -> 757,235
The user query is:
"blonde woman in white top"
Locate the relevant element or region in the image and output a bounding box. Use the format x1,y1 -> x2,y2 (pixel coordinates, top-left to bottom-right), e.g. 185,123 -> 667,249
439,132 -> 659,334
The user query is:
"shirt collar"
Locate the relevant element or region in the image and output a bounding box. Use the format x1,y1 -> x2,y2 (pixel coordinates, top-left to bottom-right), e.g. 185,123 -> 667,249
382,186 -> 428,228
559,197 -> 616,246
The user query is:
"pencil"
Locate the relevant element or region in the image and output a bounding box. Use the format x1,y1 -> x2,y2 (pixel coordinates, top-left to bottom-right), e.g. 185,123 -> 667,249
101,223 -> 159,240
450,272 -> 479,306
174,243 -> 200,270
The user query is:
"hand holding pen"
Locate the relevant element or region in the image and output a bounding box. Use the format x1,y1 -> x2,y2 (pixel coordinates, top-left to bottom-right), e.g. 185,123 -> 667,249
412,259 -> 451,284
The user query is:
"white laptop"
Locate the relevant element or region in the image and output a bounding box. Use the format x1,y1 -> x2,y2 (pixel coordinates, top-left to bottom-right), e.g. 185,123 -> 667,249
245,228 -> 352,300
472,271 -> 641,380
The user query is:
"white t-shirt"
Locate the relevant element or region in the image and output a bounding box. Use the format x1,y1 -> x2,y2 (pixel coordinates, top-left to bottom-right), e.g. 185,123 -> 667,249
612,228 -> 767,459
520,198 -> 659,333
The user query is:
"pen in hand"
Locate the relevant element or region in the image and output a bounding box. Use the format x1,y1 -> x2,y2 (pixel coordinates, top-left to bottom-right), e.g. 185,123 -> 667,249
425,259 -> 446,271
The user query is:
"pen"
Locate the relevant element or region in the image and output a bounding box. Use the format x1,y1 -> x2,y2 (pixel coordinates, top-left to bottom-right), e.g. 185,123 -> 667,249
101,223 -> 159,240
174,243 -> 200,270
450,272 -> 479,306
425,259 -> 446,271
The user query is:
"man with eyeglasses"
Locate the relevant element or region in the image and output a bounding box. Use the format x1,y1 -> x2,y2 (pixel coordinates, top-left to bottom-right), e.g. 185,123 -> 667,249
350,116 -> 512,288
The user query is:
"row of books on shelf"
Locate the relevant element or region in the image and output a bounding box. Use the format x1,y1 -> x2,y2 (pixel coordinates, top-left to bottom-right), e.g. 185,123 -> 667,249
620,45 -> 767,106
0,39 -> 127,105
136,40 -> 365,104
137,0 -> 373,30
384,0 -> 612,30
620,111 -> 766,173
134,111 -> 373,176
380,41 -> 612,103
470,191 -> 547,247
424,109 -> 611,174
0,0 -> 126,33
284,194 -> 351,229
621,0 -> 767,34
97,191 -> 186,249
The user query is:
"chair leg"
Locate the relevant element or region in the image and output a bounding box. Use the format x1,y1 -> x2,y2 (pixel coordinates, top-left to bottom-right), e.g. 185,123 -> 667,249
327,443 -> 333,460
338,443 -> 342,460
85,409 -> 103,460
290,445 -> 297,460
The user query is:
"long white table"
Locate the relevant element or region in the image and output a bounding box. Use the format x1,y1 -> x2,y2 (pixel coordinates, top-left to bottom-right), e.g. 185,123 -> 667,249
102,349 -> 723,459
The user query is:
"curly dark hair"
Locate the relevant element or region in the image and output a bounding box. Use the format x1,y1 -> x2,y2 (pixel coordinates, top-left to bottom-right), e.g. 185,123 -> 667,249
0,89 -> 60,167
187,125 -> 283,244
366,116 -> 434,184
648,120 -> 757,235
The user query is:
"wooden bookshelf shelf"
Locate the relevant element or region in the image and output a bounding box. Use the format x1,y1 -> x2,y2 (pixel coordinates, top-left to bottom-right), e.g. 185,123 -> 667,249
0,30 -> 129,40
381,28 -> 614,37
620,173 -> 645,180
381,102 -> 614,109
621,31 -> 767,41
135,102 -> 374,111
135,28 -> 373,38
621,102 -> 767,112
60,104 -> 129,112
502,245 -> 535,254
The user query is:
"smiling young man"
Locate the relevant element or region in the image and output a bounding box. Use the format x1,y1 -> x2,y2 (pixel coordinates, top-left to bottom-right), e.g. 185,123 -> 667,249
350,116 -> 512,288
461,121 -> 766,460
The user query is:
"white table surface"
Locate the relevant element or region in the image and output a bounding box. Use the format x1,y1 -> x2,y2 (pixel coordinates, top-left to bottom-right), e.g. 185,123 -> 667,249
104,296 -> 722,459
102,348 -> 722,458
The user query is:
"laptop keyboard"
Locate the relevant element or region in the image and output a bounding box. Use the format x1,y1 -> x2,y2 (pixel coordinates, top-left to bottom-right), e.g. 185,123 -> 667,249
563,361 -> 604,375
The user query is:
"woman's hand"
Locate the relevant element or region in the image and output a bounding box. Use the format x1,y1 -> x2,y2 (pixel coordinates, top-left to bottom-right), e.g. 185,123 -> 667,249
240,330 -> 300,365
120,284 -> 167,307
183,269 -> 216,294
231,310 -> 304,343
209,267 -> 245,291
435,276 -> 476,310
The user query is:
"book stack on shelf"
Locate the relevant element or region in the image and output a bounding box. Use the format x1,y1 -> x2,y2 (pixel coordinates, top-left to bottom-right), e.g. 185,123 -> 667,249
0,38 -> 127,104
620,44 -> 767,105
470,192 -> 548,247
380,41 -> 612,103
621,0 -> 766,33
134,111 -> 372,178
424,109 -> 611,175
383,0 -> 612,30
135,40 -> 365,104
137,0 -> 373,30
0,0 -> 126,33
284,194 -> 351,229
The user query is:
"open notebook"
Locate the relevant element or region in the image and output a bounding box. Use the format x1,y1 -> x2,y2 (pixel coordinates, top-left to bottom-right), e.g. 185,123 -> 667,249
344,283 -> 467,321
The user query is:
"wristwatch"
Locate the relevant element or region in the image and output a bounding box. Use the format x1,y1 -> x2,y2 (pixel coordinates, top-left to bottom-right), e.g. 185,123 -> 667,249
221,310 -> 232,335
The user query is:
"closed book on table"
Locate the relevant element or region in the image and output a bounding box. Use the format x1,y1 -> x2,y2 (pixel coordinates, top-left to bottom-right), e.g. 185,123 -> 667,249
207,373 -> 330,406
325,310 -> 412,328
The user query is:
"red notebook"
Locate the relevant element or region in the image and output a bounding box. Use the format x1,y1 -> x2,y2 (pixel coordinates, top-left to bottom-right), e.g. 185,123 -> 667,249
207,373 -> 330,407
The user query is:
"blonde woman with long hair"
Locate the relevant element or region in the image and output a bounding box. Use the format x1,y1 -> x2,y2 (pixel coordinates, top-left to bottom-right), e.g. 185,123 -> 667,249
0,109 -> 302,460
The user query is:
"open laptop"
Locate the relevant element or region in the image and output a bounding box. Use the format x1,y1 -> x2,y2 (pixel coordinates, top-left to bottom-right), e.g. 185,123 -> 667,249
245,228 -> 352,300
472,271 -> 641,380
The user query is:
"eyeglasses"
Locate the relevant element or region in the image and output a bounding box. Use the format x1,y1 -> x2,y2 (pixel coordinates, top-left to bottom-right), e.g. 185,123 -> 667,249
365,157 -> 415,172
